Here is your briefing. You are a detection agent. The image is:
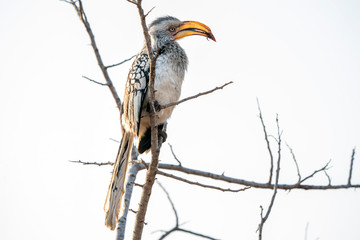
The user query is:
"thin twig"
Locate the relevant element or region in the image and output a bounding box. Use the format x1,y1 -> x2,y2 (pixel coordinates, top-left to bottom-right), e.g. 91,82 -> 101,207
59,0 -> 73,4
116,148 -> 140,240
305,222 -> 309,240
109,138 -> 120,143
157,181 -> 179,226
257,99 -> 274,185
69,160 -> 114,166
348,147 -> 356,185
144,6 -> 156,18
286,142 -> 301,183
324,170 -> 332,186
160,81 -> 233,110
156,182 -> 220,240
168,143 -> 182,166
258,114 -> 282,240
173,229 -> 220,240
126,0 -> 137,5
299,160 -> 331,184
106,55 -> 137,69
67,0 -> 122,111
82,75 -> 108,86
158,170 -> 250,193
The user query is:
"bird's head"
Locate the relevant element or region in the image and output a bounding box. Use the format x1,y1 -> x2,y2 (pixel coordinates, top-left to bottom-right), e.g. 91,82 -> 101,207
148,16 -> 216,49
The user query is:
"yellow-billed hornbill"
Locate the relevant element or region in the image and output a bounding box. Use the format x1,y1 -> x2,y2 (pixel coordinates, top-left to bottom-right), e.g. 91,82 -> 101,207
104,16 -> 215,230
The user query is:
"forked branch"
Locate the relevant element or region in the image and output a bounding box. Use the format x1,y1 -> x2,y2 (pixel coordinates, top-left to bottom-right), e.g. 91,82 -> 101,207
258,115 -> 282,240
156,181 -> 220,240
66,0 -> 122,111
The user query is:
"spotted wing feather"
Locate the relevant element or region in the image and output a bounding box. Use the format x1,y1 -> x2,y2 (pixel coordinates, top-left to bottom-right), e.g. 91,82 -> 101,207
122,52 -> 150,136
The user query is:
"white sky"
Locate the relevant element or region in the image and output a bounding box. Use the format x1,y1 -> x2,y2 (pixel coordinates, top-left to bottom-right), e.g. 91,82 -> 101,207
1,0 -> 360,239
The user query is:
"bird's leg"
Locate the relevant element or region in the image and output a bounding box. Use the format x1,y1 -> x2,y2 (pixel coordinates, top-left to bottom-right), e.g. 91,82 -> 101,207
157,124 -> 167,144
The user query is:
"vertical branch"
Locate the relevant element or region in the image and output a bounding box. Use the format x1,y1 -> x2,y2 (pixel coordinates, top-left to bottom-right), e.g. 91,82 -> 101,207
286,142 -> 302,183
304,222 -> 309,240
347,147 -> 356,186
157,181 -> 179,227
116,148 -> 140,240
257,99 -> 274,185
258,115 -> 282,240
130,1 -> 161,239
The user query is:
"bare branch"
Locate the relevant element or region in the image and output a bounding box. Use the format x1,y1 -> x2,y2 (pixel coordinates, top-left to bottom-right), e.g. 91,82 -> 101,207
160,81 -> 233,110
324,170 -> 332,186
109,138 -> 120,143
158,170 -> 250,193
59,0 -> 73,4
156,182 -> 220,240
69,160 -> 113,166
257,99 -> 274,185
299,160 -> 331,185
258,114 -> 282,240
168,143 -> 182,166
305,222 -> 309,240
130,1 -> 162,239
130,209 -> 138,214
172,229 -> 220,240
159,162 -> 360,190
126,0 -> 137,5
157,181 -> 179,226
348,147 -> 356,185
286,142 -> 301,183
72,159 -> 360,190
82,75 -> 108,86
116,148 -> 140,240
144,6 -> 156,18
106,55 -> 137,69
67,0 -> 122,111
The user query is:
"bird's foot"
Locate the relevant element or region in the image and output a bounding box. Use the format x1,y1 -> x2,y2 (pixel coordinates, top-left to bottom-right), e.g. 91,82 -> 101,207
158,128 -> 167,144
146,100 -> 162,112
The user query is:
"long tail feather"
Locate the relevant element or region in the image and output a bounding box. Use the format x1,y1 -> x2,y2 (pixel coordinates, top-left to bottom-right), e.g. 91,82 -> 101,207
104,132 -> 134,230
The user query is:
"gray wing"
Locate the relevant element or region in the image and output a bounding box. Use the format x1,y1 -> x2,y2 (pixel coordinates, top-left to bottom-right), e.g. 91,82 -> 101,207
121,52 -> 150,136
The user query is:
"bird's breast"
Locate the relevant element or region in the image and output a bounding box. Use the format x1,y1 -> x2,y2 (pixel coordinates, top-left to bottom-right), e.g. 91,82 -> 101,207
153,54 -> 185,123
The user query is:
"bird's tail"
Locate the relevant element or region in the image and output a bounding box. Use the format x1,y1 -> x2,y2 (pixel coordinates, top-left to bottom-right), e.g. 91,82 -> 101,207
104,131 -> 134,230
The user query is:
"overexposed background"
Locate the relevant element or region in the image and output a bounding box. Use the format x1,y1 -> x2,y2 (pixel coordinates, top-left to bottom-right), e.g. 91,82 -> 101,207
1,0 -> 360,239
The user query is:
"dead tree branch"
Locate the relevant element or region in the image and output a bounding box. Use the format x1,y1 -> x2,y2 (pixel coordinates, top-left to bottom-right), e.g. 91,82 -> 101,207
324,170 -> 332,186
106,54 -> 137,69
286,142 -> 302,183
70,159 -> 360,190
66,0 -> 122,111
156,181 -> 220,240
116,149 -> 141,240
257,99 -> 274,185
82,75 -> 108,86
168,143 -> 182,166
157,181 -> 179,226
258,115 -> 282,240
69,160 -> 113,166
157,161 -> 360,190
348,147 -> 356,185
130,1 -> 161,239
159,81 -> 233,110
157,170 -> 250,192
298,160 -> 331,185
70,157 -> 360,191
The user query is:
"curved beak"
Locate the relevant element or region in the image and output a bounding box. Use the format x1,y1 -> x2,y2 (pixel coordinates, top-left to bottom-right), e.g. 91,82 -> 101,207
174,21 -> 216,42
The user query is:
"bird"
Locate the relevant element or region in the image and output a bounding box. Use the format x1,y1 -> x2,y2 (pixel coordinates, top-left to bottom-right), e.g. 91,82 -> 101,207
104,16 -> 216,230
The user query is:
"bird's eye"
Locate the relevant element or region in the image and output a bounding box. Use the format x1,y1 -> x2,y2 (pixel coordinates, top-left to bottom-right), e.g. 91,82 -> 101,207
169,27 -> 176,32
